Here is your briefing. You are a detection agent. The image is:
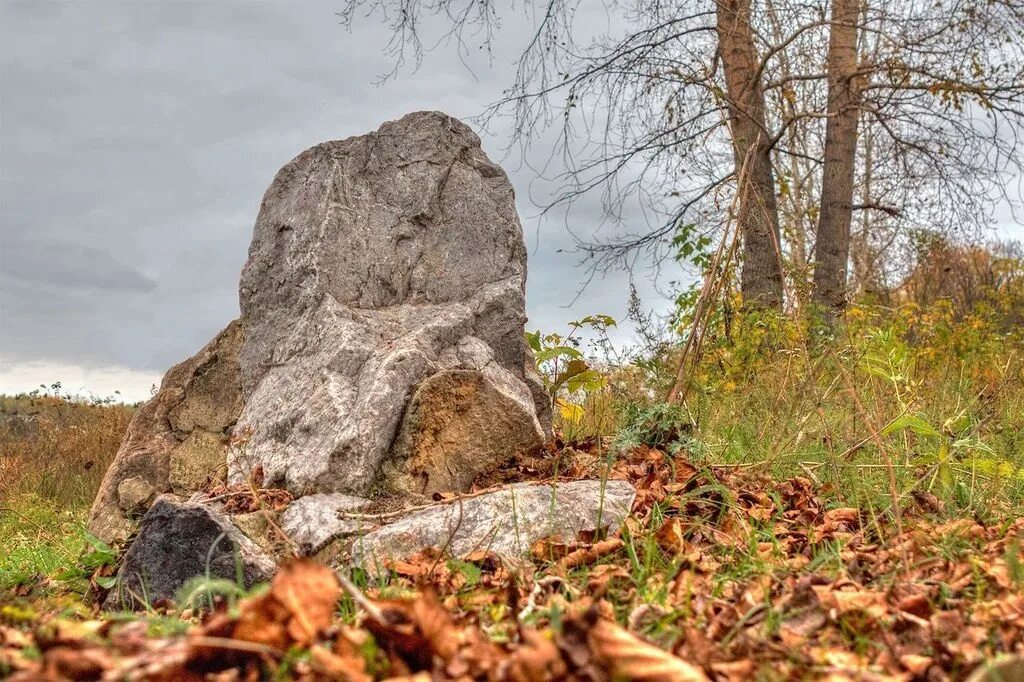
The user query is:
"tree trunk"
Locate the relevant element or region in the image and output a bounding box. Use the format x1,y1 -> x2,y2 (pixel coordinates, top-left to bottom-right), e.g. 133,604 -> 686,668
716,0 -> 785,311
812,0 -> 863,323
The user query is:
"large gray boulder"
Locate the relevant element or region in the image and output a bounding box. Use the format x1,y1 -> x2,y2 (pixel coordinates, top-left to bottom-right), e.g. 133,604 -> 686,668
104,496 -> 276,611
350,480 -> 636,569
88,112 -> 549,552
229,111 -> 546,497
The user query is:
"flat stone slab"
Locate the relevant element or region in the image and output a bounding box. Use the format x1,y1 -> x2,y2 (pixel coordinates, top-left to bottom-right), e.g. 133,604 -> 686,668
280,492 -> 371,555
349,479 -> 635,569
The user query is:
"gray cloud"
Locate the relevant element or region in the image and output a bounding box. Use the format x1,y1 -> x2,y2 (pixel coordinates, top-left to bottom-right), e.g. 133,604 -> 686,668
0,236 -> 157,292
0,0 -> 676,386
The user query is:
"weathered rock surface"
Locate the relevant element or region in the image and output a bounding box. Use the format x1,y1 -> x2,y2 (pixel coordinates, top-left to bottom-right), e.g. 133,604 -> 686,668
90,111 -> 551,576
88,321 -> 243,543
230,111 -> 546,496
104,496 -> 276,611
280,492 -> 370,555
349,480 -> 635,568
115,477 -> 156,514
381,337 -> 547,496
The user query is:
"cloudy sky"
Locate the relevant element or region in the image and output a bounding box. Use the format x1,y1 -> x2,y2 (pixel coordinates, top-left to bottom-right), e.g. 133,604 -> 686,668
1,2 -> 1021,402
0,1 -> 677,401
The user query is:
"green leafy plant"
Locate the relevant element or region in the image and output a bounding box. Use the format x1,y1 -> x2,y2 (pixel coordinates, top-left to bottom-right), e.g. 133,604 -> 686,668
526,315 -> 615,425
614,402 -> 692,452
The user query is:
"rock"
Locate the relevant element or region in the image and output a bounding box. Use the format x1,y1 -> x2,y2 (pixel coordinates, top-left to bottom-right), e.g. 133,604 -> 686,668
169,430 -> 229,494
230,111 -> 548,497
104,496 -> 276,611
88,321 -> 243,543
116,477 -> 155,514
280,493 -> 370,555
383,363 -> 545,497
90,111 -> 553,571
231,511 -> 280,557
349,480 -> 635,568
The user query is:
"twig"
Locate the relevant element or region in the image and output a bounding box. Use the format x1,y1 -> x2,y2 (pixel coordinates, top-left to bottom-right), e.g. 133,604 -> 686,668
202,488 -> 283,504
188,636 -> 285,657
336,571 -> 386,624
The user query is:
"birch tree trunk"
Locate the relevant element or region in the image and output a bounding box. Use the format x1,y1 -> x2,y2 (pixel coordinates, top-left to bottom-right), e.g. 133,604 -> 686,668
717,0 -> 785,311
812,0 -> 863,323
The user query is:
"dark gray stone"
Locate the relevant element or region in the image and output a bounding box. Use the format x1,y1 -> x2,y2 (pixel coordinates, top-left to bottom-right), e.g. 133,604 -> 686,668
104,496 -> 276,611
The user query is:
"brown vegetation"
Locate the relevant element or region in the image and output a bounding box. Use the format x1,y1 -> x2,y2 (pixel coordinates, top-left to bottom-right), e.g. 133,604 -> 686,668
0,393 -> 134,505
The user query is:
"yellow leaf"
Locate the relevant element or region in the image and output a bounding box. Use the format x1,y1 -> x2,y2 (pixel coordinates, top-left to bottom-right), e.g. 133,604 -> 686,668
556,399 -> 585,424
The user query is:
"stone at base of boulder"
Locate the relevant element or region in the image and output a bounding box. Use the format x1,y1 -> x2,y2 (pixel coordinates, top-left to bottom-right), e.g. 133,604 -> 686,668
88,320 -> 243,545
117,477 -> 156,514
169,430 -> 229,494
280,493 -> 371,556
104,496 -> 276,611
348,479 -> 635,570
384,363 -> 545,497
231,510 -> 288,559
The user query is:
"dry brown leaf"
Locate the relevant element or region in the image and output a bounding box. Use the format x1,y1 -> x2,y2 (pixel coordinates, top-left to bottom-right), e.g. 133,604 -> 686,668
710,658 -> 757,681
565,607 -> 708,682
366,589 -> 502,677
42,645 -> 115,680
554,538 -> 624,573
221,559 -> 340,652
654,517 -> 693,553
309,643 -> 371,681
589,618 -> 709,681
531,534 -> 574,562
899,653 -> 933,675
502,628 -> 569,682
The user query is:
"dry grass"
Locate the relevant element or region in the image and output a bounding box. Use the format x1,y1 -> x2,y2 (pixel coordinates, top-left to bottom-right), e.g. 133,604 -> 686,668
0,393 -> 134,506
557,299 -> 1024,520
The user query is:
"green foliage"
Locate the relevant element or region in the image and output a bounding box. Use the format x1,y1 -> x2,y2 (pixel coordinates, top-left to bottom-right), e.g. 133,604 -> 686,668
572,247 -> 1024,519
614,402 -> 692,452
175,576 -> 252,612
526,315 -> 616,430
671,221 -> 714,270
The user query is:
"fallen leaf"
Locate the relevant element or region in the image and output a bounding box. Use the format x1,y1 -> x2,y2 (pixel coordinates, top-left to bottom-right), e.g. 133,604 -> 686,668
565,606 -> 709,682
554,538 -> 624,573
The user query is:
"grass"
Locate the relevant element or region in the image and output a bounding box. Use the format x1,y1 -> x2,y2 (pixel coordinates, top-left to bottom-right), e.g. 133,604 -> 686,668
562,299 -> 1024,524
0,496 -> 93,586
0,392 -> 133,588
2,269 -> 1024,677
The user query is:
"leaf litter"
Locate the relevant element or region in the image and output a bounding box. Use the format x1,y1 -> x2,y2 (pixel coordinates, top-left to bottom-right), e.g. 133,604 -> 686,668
3,441 -> 1023,680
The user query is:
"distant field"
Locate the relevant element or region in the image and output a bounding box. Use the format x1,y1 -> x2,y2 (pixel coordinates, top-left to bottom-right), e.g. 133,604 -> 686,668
0,393 -> 134,583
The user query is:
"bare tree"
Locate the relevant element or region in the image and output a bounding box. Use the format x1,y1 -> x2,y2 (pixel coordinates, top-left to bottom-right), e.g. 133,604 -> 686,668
814,0 -> 1024,319
340,0 -> 1024,320
717,0 -> 785,309
811,0 -> 862,320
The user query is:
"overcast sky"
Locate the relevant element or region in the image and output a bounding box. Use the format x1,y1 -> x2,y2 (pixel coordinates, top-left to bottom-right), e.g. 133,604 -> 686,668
1,2 -> 1021,402
0,1 -> 678,401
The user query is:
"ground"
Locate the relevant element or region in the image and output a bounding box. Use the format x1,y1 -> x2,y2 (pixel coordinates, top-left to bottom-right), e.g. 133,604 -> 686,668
2,298 -> 1024,680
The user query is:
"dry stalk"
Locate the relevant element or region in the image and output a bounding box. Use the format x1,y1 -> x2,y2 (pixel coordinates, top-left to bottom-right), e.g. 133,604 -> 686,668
666,140 -> 755,406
